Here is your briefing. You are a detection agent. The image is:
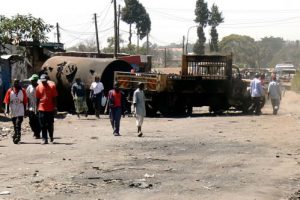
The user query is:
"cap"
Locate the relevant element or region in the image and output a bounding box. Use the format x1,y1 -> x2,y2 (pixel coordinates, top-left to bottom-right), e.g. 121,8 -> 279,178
29,74 -> 39,81
40,74 -> 48,82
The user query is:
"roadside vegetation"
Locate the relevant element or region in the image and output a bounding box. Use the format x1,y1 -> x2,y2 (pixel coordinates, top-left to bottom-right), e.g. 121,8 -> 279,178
291,71 -> 300,92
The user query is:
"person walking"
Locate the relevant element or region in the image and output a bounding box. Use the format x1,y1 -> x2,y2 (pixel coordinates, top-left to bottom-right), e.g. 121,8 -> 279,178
268,75 -> 282,115
250,73 -> 264,115
0,75 -> 3,112
71,77 -> 88,118
107,82 -> 124,136
90,76 -> 104,118
3,79 -> 28,144
133,82 -> 146,137
26,74 -> 41,139
36,74 -> 58,144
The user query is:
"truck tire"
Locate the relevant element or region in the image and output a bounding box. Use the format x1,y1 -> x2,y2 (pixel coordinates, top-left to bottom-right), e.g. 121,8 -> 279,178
146,102 -> 158,117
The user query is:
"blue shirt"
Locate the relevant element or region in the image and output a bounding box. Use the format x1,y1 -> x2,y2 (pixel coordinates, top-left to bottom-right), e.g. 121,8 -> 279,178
71,82 -> 85,97
250,78 -> 263,97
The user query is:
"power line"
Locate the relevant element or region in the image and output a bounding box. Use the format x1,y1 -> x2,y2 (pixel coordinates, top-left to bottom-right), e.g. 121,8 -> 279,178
97,1 -> 113,29
149,34 -> 171,45
220,16 -> 300,28
147,8 -> 192,22
60,25 -> 114,35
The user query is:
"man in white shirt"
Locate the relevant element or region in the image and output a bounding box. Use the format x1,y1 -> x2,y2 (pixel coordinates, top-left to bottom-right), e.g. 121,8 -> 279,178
268,76 -> 282,115
3,79 -> 28,144
0,75 -> 3,112
26,74 -> 41,139
250,73 -> 264,115
89,76 -> 104,118
133,82 -> 146,137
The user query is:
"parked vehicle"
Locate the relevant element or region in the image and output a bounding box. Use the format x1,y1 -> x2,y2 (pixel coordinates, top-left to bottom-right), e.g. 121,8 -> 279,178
115,54 -> 254,116
275,63 -> 296,83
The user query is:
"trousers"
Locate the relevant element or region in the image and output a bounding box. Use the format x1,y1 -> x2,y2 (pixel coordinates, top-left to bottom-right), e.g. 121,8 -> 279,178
39,111 -> 54,141
12,116 -> 23,143
109,107 -> 121,134
28,111 -> 41,138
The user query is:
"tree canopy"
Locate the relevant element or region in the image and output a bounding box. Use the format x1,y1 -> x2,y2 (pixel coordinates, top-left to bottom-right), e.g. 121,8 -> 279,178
136,9 -> 151,40
219,34 -> 258,67
0,14 -> 53,46
121,0 -> 151,46
194,0 -> 209,27
208,4 -> 224,52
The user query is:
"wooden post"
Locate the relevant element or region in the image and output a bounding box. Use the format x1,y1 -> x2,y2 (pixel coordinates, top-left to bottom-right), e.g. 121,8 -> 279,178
94,13 -> 100,55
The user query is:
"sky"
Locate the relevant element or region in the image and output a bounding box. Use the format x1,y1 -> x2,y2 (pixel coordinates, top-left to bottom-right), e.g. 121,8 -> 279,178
1,0 -> 300,48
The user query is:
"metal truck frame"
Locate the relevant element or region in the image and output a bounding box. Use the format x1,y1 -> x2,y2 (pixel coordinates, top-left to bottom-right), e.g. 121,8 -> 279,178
115,54 -> 252,116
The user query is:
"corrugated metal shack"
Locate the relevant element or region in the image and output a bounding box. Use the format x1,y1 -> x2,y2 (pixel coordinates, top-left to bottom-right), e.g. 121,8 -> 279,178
0,54 -> 28,102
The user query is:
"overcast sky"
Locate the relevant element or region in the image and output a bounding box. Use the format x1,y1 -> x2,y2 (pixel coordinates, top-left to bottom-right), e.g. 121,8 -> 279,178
1,0 -> 300,48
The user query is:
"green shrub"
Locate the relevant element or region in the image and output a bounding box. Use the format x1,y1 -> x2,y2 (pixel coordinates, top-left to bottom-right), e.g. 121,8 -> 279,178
291,71 -> 300,91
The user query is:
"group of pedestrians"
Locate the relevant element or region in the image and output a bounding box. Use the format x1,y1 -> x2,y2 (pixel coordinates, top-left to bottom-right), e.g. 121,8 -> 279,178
105,81 -> 146,137
72,77 -> 146,137
2,70 -> 284,144
249,73 -> 282,115
3,74 -> 57,144
3,74 -> 146,144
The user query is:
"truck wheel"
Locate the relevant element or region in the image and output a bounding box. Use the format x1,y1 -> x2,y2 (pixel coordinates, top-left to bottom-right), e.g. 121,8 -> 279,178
146,102 -> 158,117
209,106 -> 224,115
241,102 -> 253,114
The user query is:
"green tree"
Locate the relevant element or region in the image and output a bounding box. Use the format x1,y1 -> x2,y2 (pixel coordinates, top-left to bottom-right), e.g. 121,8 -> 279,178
122,0 -> 151,48
0,14 -> 53,47
121,0 -> 140,46
269,41 -> 300,68
257,37 -> 284,68
219,34 -> 258,68
208,4 -> 224,52
67,39 -> 98,52
103,36 -> 146,55
194,0 -> 209,54
136,9 -> 151,40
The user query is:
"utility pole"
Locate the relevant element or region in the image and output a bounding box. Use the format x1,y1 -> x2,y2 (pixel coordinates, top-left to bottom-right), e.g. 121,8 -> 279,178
117,4 -> 121,53
186,25 -> 199,54
137,33 -> 139,54
94,13 -> 100,55
146,32 -> 149,55
182,36 -> 185,55
56,23 -> 60,43
113,0 -> 118,58
164,48 -> 167,68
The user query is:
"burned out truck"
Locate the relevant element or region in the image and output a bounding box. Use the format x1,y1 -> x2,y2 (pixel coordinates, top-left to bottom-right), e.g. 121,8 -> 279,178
115,54 -> 253,116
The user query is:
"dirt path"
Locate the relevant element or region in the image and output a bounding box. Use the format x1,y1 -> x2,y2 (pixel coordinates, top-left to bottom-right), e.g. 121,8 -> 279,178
0,91 -> 300,200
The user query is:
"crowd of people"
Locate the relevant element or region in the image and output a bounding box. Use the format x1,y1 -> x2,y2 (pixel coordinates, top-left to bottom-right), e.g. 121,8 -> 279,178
2,71 -> 284,144
2,74 -> 146,144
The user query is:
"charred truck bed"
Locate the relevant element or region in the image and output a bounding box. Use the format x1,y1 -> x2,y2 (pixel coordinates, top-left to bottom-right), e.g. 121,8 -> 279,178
115,54 -> 253,116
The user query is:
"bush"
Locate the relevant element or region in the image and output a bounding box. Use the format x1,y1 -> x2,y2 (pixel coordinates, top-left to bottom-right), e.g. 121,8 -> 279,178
291,71 -> 300,91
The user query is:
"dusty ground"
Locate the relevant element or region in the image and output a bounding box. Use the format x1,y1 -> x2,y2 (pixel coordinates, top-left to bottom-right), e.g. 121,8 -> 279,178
1,91 -> 300,200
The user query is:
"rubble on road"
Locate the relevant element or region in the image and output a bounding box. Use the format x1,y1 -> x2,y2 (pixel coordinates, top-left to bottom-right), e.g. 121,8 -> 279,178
289,190 -> 300,200
0,116 -> 31,141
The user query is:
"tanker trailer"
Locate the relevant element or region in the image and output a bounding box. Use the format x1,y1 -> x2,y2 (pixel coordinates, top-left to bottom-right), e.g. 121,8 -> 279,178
41,56 -> 132,111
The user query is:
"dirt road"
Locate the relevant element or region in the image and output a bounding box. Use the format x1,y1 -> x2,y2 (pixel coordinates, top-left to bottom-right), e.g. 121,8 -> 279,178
0,91 -> 300,200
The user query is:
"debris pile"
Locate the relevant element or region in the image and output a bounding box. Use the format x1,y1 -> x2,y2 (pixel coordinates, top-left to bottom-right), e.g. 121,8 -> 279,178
0,119 -> 31,141
289,190 -> 300,200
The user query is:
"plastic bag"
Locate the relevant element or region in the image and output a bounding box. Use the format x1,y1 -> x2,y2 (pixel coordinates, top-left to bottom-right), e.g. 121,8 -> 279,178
101,95 -> 107,107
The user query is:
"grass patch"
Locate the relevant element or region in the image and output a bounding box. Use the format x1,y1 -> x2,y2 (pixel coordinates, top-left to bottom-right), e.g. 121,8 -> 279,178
291,71 -> 300,92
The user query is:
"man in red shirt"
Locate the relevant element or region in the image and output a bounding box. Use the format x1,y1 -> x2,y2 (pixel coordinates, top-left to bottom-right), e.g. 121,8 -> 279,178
107,82 -> 124,136
3,79 -> 28,144
36,74 -> 58,144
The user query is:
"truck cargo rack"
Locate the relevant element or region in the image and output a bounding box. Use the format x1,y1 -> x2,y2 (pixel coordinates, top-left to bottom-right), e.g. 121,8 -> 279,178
114,71 -> 167,92
182,55 -> 232,80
